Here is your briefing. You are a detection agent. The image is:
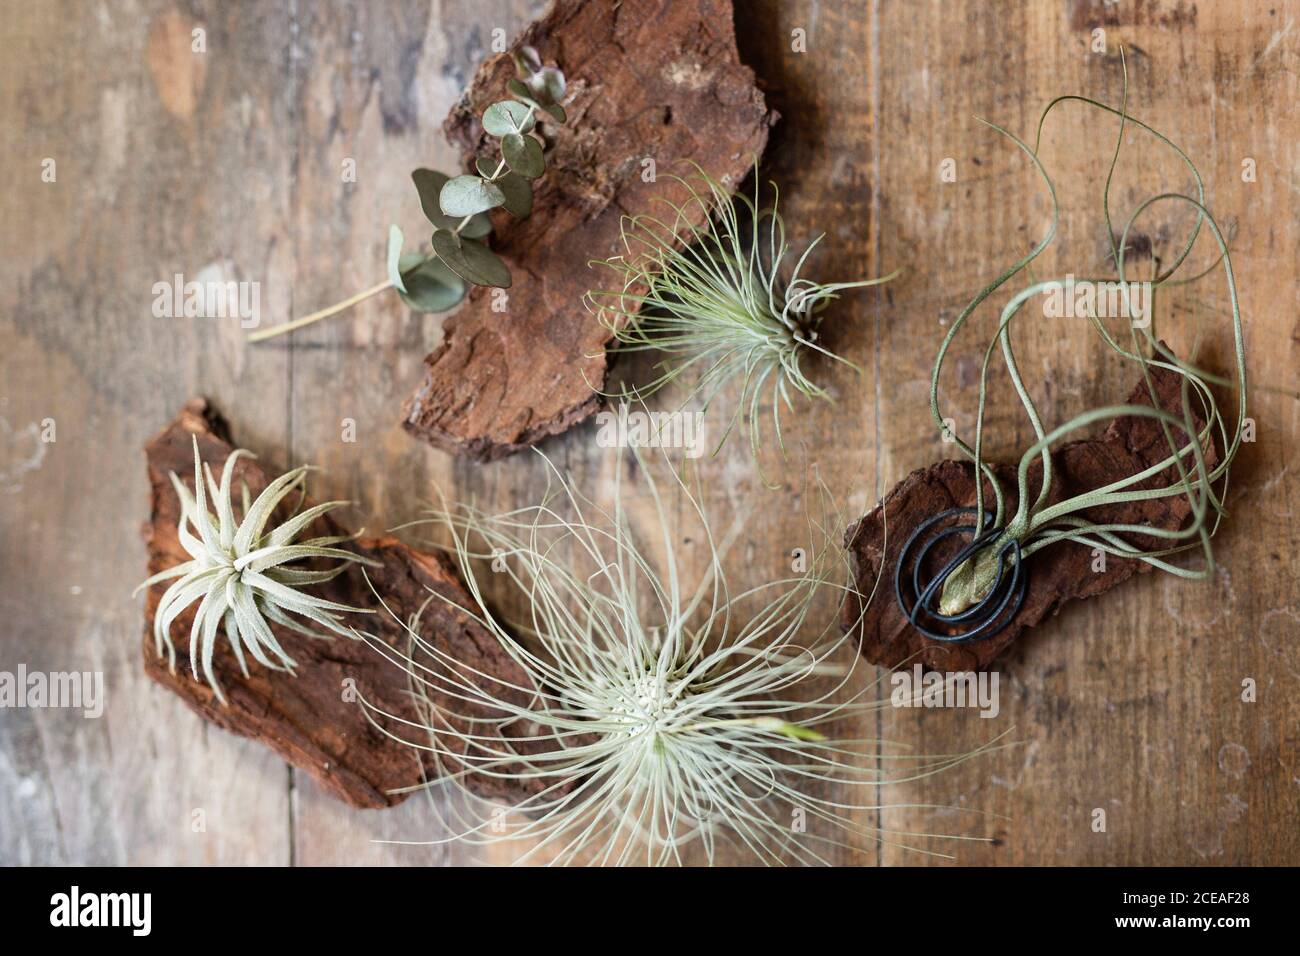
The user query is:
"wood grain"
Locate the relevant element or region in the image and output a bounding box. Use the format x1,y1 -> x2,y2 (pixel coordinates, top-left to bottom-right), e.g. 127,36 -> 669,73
1,0 -> 1297,866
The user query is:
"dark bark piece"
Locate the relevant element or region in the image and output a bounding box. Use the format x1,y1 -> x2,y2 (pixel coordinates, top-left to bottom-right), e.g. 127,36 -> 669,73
401,0 -> 775,460
842,359 -> 1220,670
141,399 -> 546,809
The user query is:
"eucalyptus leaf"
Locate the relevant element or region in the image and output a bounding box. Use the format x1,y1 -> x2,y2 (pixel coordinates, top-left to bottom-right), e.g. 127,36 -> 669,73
501,133 -> 545,179
387,224 -> 407,293
496,172 -> 533,218
398,255 -> 467,313
507,79 -> 566,122
458,213 -> 494,239
411,168 -> 492,237
431,229 -> 511,288
440,174 -> 506,217
483,100 -> 535,136
411,168 -> 451,222
513,45 -> 542,75
530,66 -> 565,104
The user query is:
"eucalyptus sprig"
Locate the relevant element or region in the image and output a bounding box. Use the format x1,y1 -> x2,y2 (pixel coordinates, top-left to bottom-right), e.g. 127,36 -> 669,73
585,166 -> 897,480
930,54 -> 1247,617
134,436 -> 378,703
249,46 -> 566,343
351,448 -> 1002,865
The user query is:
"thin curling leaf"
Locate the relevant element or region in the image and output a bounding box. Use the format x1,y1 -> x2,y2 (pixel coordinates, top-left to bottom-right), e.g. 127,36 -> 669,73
755,718 -> 827,742
387,224 -> 408,293
351,448 -> 1001,866
431,229 -> 512,288
482,99 -> 535,136
134,436 -> 376,704
439,174 -> 506,217
926,59 -> 1248,616
501,133 -> 544,179
411,168 -> 492,238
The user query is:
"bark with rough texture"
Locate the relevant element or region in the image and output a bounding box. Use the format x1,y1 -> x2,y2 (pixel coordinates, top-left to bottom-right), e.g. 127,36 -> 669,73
141,399 -> 543,809
842,360 -> 1219,671
401,0 -> 775,460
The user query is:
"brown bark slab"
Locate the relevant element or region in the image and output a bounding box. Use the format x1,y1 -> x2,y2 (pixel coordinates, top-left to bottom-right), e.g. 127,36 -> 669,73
401,0 -> 775,460
842,359 -> 1220,671
140,399 -> 544,809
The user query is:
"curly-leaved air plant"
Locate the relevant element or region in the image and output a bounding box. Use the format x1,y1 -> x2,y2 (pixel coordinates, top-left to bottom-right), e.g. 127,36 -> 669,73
584,166 -> 898,482
248,47 -> 566,343
900,55 -> 1248,640
135,436 -> 377,703
351,449 -> 1004,865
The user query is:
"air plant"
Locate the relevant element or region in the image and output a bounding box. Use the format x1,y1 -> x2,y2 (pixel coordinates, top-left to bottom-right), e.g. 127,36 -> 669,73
135,436 -> 377,703
248,47 -> 566,343
585,166 -> 898,479
920,55 -> 1247,628
351,449 -> 1001,865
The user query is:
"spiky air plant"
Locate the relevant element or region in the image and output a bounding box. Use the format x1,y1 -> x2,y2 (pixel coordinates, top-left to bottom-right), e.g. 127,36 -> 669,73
351,449 -> 1002,866
135,436 -> 376,704
922,54 -> 1248,626
585,166 -> 898,482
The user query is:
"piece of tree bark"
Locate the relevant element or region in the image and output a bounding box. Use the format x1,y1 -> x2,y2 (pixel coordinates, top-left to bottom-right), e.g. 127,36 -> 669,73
141,399 -> 545,809
401,0 -> 775,460
841,359 -> 1220,671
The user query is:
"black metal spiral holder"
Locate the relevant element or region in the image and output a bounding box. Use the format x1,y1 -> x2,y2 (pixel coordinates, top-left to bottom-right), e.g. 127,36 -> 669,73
893,506 -> 1029,643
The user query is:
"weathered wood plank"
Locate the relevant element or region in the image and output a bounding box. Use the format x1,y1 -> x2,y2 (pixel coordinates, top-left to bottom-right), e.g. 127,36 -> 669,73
1,0 -> 1296,867
0,0 -> 299,864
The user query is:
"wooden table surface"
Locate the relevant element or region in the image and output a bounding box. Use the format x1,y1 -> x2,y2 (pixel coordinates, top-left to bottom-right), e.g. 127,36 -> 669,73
2,0 -> 1297,866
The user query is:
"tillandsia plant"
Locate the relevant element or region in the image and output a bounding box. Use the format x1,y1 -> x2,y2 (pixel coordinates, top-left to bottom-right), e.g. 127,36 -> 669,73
908,55 -> 1247,637
351,448 -> 1002,865
134,436 -> 377,703
249,47 -> 566,343
584,166 -> 898,480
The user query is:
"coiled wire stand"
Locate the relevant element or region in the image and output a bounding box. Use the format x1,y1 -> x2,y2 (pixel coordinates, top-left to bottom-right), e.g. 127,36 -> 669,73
893,507 -> 1028,643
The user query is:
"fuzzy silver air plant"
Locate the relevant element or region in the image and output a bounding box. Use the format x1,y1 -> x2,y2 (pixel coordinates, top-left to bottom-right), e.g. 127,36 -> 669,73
135,437 -> 376,703
353,450 -> 999,865
585,166 -> 898,480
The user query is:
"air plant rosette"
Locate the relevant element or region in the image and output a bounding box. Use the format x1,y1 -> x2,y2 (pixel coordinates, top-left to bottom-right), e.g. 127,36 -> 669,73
897,63 -> 1247,644
585,166 -> 898,483
350,449 -> 1004,865
135,436 -> 378,704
